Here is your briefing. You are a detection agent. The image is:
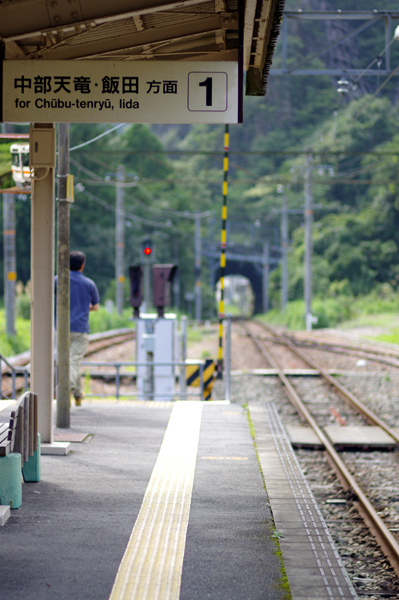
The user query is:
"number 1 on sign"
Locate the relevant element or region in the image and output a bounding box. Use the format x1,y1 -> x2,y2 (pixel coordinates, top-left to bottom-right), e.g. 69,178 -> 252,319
199,77 -> 212,106
187,71 -> 227,113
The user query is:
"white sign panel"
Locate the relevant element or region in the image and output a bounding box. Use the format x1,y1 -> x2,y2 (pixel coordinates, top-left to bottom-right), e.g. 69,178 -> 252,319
2,61 -> 240,124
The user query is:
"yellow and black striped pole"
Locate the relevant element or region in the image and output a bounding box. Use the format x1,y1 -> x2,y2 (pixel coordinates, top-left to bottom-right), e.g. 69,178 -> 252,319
217,125 -> 229,379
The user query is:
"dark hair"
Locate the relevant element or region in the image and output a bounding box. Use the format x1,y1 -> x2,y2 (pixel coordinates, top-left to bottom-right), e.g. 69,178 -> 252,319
70,251 -> 86,271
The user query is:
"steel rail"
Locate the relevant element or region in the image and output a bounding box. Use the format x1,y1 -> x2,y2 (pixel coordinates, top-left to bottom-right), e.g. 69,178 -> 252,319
284,335 -> 399,363
84,330 -> 135,357
287,340 -> 399,368
251,322 -> 399,362
287,336 -> 399,361
4,328 -> 136,369
0,328 -> 135,398
291,339 -> 399,368
255,320 -> 399,444
257,332 -> 399,371
242,321 -> 399,577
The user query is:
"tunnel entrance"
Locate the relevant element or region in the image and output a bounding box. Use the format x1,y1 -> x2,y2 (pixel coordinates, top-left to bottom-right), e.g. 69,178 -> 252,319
212,260 -> 265,314
216,275 -> 255,317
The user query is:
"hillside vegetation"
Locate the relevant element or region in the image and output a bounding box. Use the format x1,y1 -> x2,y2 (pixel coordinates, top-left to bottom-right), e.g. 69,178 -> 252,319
2,0 -> 399,329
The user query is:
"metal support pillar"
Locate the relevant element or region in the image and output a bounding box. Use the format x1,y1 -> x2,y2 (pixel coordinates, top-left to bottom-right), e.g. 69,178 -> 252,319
281,195 -> 288,310
209,259 -> 217,289
30,123 -> 55,443
143,262 -> 150,313
116,164 -> 125,315
282,13 -> 288,72
3,193 -> 16,336
385,15 -> 392,72
194,212 -> 201,322
56,123 -> 70,429
271,11 -> 396,78
262,242 -> 269,313
173,238 -> 180,311
304,153 -> 313,331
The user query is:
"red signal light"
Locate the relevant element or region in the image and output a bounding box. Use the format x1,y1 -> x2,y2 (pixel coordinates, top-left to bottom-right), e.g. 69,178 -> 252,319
142,237 -> 152,258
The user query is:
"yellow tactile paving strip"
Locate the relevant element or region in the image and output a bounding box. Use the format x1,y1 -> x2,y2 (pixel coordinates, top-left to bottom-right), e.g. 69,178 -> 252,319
109,401 -> 203,600
82,399 -> 175,408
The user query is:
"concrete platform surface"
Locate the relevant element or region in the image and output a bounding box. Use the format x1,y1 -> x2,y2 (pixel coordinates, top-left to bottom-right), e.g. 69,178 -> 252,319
249,401 -> 358,600
0,401 -> 285,600
0,504 -> 10,525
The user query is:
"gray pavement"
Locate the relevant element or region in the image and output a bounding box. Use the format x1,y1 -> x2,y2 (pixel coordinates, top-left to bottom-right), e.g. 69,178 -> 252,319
0,401 -> 286,600
181,404 -> 284,600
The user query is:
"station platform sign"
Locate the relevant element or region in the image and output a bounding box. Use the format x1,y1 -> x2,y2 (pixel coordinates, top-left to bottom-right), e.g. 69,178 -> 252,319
2,60 -> 241,124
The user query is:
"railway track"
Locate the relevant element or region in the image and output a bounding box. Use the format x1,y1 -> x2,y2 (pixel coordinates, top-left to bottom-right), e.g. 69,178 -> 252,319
257,330 -> 399,370
255,320 -> 399,442
241,319 -> 399,590
292,330 -> 399,358
0,327 -> 135,399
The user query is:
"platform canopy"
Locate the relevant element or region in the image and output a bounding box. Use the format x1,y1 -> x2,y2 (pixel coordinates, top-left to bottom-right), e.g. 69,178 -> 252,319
0,0 -> 285,96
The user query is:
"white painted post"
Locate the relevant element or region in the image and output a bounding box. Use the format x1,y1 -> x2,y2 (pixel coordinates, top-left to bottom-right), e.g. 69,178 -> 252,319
30,123 -> 55,444
180,316 -> 187,400
115,164 -> 125,315
262,242 -> 269,313
304,153 -> 313,330
225,315 -> 231,402
56,122 -> 70,429
194,213 -> 202,322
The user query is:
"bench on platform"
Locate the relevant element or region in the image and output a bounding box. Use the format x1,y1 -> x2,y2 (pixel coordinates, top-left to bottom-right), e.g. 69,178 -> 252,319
0,392 -> 41,509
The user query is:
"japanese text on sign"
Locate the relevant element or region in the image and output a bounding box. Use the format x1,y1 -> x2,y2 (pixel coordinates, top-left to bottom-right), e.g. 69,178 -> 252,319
14,75 -> 180,96
3,61 -> 240,124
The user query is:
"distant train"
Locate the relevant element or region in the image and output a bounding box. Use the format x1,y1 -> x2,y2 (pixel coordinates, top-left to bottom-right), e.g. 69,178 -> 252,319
10,142 -> 31,188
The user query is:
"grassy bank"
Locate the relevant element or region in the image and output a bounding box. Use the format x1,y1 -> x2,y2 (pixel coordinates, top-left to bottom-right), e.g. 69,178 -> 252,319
0,306 -> 134,357
0,312 -> 31,356
259,290 -> 399,337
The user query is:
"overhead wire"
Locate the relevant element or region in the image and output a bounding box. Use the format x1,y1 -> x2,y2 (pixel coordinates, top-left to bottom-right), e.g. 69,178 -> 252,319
75,187 -> 195,239
76,188 -> 171,228
75,149 -> 399,157
70,156 -> 212,219
352,62 -> 399,120
290,17 -> 380,73
70,156 -> 139,187
69,123 -> 126,152
352,35 -> 398,87
136,183 -> 210,218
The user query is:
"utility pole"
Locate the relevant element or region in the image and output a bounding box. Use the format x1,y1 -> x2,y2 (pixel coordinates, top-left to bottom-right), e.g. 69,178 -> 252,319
281,194 -> 288,310
262,241 -> 270,313
56,123 -> 70,428
161,208 -> 208,321
141,237 -> 152,314
304,153 -> 313,331
194,212 -> 201,322
3,123 -> 16,336
173,238 -> 180,312
144,262 -> 150,313
115,164 -> 125,315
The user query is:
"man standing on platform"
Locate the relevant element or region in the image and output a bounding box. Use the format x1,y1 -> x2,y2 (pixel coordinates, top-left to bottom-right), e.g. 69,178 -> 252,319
55,251 -> 100,406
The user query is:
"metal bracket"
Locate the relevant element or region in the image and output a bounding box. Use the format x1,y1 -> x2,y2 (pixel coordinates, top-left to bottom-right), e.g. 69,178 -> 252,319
46,0 -> 83,29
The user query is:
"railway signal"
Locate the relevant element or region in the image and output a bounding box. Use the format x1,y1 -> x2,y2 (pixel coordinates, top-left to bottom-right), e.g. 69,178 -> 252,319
153,264 -> 177,317
141,237 -> 152,260
141,237 -> 153,312
129,265 -> 143,318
